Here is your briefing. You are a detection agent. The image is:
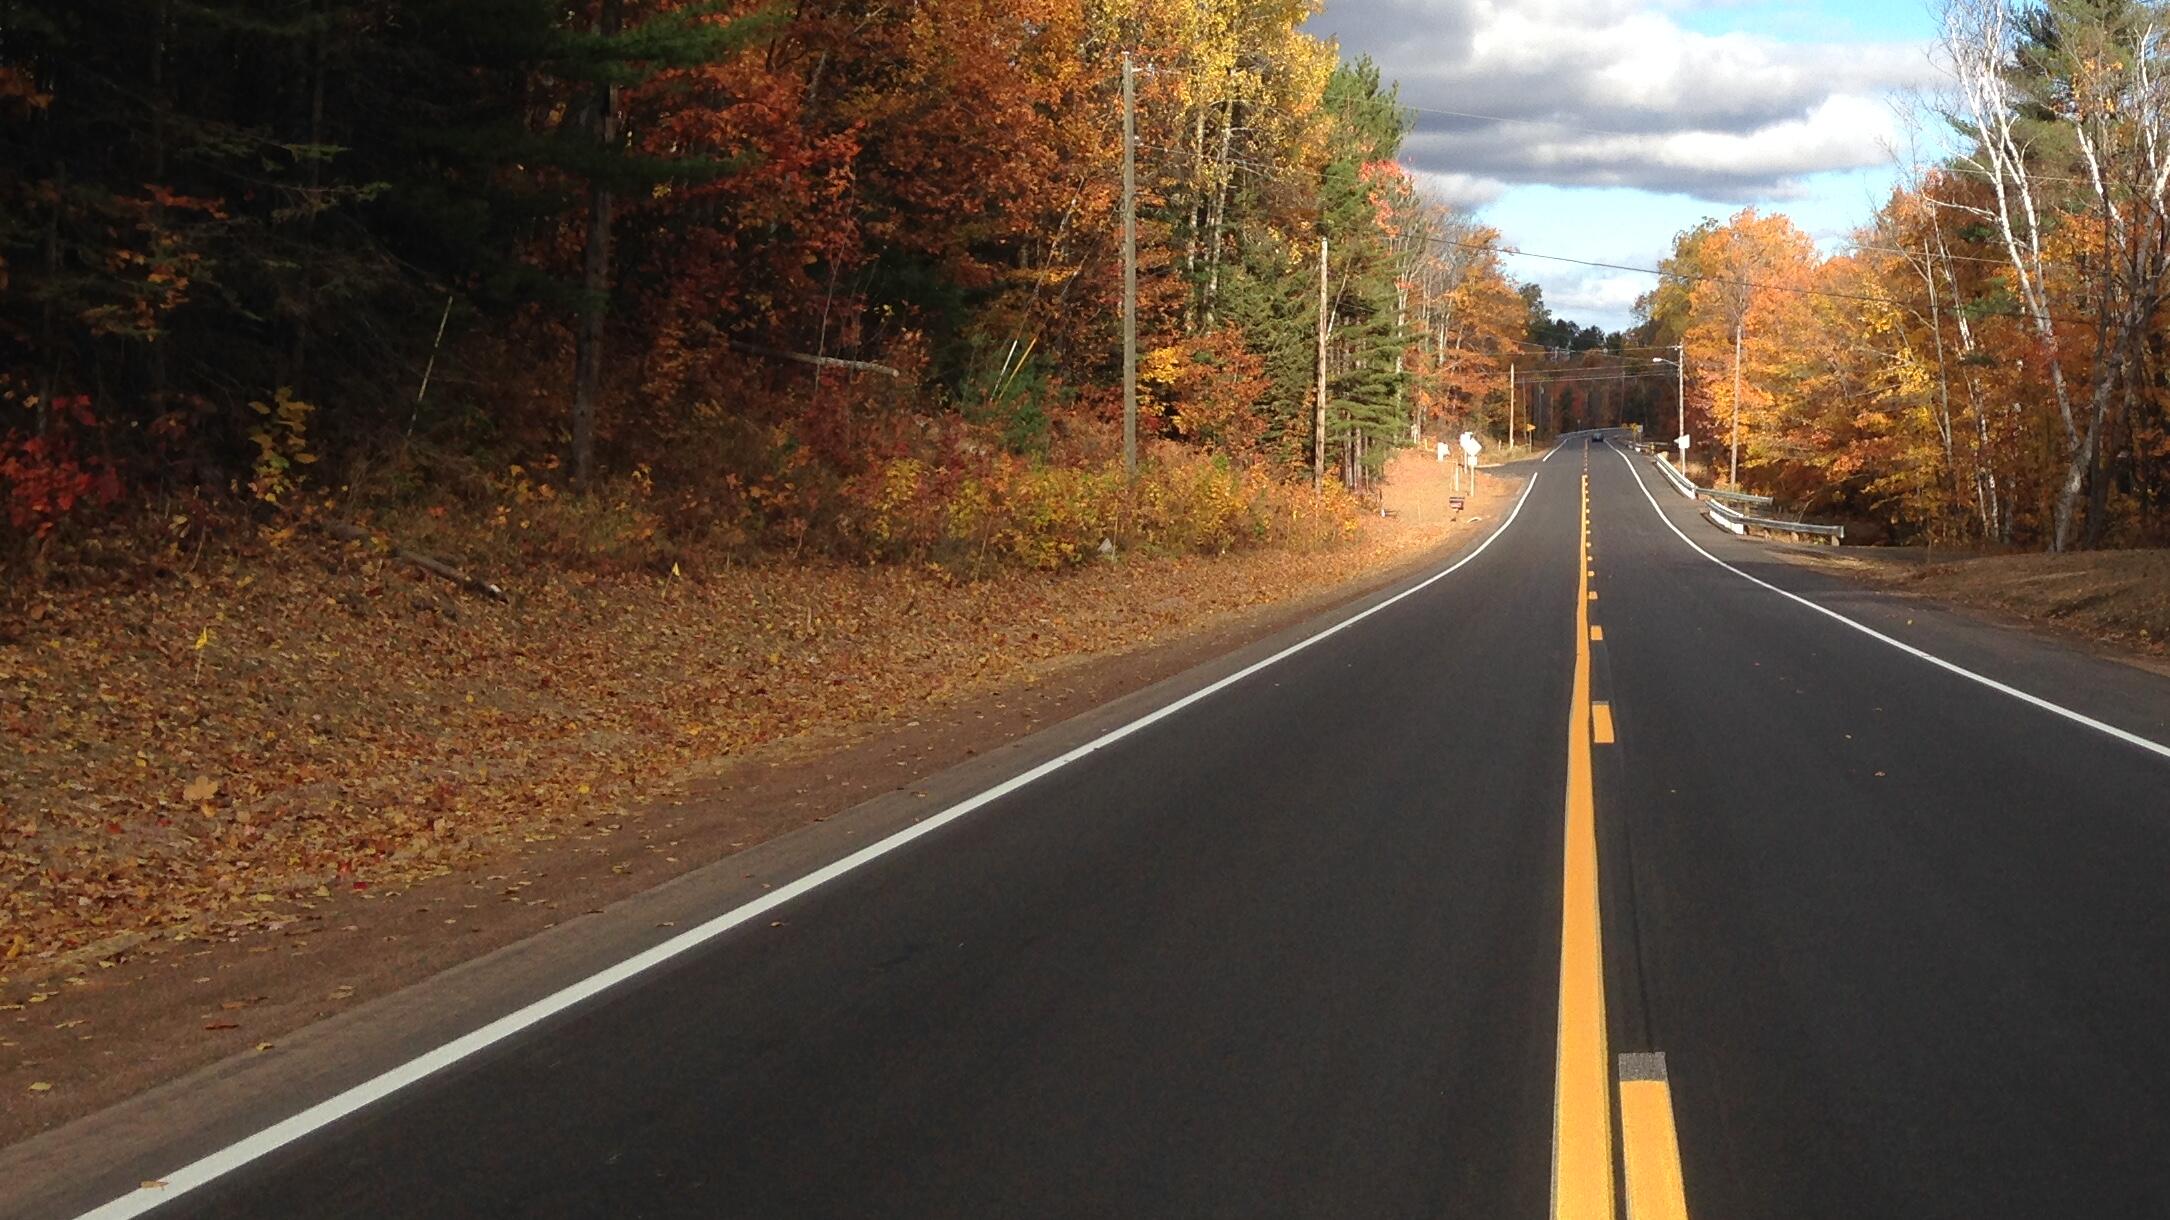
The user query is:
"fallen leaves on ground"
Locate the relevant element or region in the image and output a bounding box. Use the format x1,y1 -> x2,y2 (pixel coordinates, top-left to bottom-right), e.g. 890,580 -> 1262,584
1,461 -> 1494,975
1796,546 -> 2170,653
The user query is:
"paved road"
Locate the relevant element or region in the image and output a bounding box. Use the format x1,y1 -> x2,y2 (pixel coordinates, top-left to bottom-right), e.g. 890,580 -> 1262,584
56,435 -> 2170,1218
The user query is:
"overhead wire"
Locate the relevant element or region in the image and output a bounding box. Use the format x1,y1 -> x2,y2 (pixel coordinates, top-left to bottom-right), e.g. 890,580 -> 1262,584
1148,132 -> 2105,328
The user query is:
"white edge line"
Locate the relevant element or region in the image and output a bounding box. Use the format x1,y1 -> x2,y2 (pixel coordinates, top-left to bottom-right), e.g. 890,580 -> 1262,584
1611,443 -> 2170,763
75,473 -> 1546,1220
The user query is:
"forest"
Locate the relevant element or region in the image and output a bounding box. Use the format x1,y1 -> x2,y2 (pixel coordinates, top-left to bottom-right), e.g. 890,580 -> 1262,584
0,0 -> 1544,585
1609,0 -> 2170,551
11,0 -> 2167,577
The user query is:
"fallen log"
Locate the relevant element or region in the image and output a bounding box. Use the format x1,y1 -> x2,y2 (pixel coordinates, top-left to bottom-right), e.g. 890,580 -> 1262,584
323,522 -> 510,603
729,339 -> 901,379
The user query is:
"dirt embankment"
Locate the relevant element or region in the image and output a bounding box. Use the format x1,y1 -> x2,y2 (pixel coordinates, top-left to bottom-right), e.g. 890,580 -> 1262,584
1794,547 -> 2170,658
1,454 -> 1513,1144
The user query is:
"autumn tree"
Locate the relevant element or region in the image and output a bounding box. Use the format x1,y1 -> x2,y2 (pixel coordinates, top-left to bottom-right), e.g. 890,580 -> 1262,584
1944,0 -> 2170,549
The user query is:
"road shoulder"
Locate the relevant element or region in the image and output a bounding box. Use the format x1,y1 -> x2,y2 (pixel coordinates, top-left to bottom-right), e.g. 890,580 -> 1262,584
0,470 -> 1533,1220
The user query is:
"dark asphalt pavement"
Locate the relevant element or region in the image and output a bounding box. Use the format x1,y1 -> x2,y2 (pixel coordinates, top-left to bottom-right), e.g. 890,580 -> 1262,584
1596,442 -> 2170,1219
75,436 -> 2170,1218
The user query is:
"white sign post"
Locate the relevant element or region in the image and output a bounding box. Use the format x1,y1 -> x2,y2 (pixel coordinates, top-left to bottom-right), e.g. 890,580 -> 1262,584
1674,433 -> 1691,472
1459,432 -> 1483,493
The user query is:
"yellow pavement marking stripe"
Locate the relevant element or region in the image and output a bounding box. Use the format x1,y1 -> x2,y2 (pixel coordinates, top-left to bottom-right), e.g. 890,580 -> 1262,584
1619,1054 -> 1691,1220
1552,460 -> 1615,1220
1590,625 -> 1604,642
1592,702 -> 1616,745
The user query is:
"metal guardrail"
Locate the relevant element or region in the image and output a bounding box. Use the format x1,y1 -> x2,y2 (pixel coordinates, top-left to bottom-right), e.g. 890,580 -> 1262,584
1653,454 -> 1698,499
1700,486 -> 1775,509
1702,495 -> 1750,535
1647,455 -> 1844,545
1702,487 -> 1845,544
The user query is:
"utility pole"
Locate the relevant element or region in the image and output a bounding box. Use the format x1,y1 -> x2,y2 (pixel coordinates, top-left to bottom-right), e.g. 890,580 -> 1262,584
1121,53 -> 1138,478
1675,343 -> 1686,471
1315,234 -> 1328,489
1730,320 -> 1743,487
1507,361 -> 1515,458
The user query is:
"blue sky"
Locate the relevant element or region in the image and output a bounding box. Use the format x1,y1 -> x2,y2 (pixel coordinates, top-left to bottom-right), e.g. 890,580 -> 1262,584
1308,0 -> 1946,330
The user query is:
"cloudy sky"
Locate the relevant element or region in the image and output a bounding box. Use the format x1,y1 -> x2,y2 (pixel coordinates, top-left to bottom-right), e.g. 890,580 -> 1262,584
1307,0 -> 1946,331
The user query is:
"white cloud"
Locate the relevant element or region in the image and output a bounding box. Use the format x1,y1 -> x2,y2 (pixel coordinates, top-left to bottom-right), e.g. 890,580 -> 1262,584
1546,270 -> 1653,318
1310,0 -> 1935,200
1408,169 -> 1510,209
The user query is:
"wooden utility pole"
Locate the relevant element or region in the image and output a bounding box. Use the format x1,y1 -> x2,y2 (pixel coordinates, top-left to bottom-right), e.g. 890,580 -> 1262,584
1314,235 -> 1329,489
1507,361 -> 1515,457
1730,320 -> 1743,487
1121,53 -> 1138,478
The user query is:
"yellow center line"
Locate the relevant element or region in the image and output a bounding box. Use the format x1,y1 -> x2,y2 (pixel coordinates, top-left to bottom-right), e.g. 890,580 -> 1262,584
1619,1054 -> 1691,1220
1553,453 -> 1615,1219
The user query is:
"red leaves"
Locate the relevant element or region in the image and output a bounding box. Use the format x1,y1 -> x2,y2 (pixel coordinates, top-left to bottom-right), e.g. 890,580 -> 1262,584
1,400 -> 124,537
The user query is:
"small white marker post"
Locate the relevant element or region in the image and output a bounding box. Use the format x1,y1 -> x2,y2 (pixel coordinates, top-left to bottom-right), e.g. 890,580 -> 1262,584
1675,432 -> 1691,472
1460,431 -> 1483,498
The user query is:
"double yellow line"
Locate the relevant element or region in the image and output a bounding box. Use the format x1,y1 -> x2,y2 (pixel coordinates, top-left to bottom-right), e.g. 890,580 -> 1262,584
1552,451 -> 1690,1220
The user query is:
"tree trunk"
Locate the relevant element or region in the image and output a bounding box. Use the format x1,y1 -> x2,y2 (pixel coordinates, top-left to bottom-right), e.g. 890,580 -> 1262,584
147,0 -> 171,421
2084,375 -> 2126,550
2052,314 -> 2129,551
292,0 -> 328,386
1920,240 -> 1963,527
1184,107 -> 1205,332
1935,230 -> 2000,540
1396,279 -> 1414,443
36,162 -> 62,439
570,0 -> 623,492
1314,235 -> 1328,489
1201,100 -> 1234,330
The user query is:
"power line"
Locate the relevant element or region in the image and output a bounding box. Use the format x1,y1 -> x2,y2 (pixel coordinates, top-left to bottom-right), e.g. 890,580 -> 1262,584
1512,371 -> 1680,384
1428,235 -> 2100,325
1155,140 -> 2102,325
1440,238 -> 1903,307
1445,236 -> 1928,308
1838,239 -> 2020,268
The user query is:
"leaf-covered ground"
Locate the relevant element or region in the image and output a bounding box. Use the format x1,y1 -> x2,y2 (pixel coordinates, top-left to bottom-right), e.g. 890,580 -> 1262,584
1788,545 -> 2170,660
3,458 -> 1499,975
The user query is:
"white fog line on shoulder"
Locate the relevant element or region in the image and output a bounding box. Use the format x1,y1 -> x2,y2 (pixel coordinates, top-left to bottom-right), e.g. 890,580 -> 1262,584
1610,445 -> 2170,763
72,475 -> 1546,1220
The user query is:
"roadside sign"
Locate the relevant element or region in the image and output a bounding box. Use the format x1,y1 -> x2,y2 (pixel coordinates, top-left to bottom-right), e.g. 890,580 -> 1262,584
1675,434 -> 1691,450
1459,431 -> 1483,458
1449,495 -> 1466,511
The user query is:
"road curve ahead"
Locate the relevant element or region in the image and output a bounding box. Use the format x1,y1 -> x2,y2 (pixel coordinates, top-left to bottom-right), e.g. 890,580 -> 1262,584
56,435 -> 2170,1219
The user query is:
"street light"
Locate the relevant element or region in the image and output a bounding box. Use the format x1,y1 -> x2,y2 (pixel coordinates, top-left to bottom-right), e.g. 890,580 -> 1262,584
1651,345 -> 1685,472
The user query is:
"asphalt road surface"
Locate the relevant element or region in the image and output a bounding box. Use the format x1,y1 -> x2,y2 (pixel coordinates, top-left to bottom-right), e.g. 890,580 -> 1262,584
52,435 -> 2170,1219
